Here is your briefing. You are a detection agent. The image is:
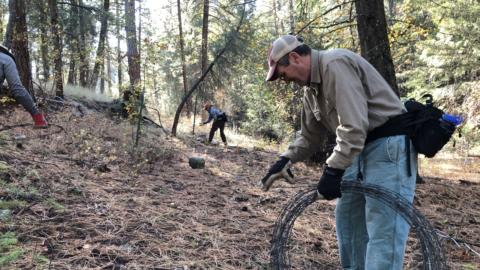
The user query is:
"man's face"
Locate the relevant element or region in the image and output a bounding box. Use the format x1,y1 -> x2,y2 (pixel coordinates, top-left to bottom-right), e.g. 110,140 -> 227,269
275,52 -> 310,86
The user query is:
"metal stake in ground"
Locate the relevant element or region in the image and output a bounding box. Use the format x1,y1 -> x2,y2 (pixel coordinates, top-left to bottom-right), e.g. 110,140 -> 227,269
270,181 -> 447,270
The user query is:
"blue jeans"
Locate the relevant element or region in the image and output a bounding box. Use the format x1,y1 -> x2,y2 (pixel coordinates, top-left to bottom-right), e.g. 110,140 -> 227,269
335,135 -> 417,270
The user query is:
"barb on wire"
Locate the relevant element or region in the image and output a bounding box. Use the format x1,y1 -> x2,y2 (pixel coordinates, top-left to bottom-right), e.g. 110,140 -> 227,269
435,229 -> 480,258
270,181 -> 448,270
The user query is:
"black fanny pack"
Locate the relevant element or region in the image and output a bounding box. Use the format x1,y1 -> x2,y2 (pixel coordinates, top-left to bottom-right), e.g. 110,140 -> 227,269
215,112 -> 228,122
366,94 -> 456,158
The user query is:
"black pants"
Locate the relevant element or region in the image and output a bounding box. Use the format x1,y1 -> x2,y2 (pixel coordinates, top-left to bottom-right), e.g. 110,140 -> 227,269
209,120 -> 227,143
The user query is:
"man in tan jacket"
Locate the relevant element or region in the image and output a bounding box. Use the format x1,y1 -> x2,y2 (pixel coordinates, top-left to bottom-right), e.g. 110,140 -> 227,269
261,35 -> 417,270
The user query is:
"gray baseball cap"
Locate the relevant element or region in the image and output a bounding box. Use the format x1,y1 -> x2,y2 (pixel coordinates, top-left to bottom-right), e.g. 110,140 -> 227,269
266,35 -> 304,81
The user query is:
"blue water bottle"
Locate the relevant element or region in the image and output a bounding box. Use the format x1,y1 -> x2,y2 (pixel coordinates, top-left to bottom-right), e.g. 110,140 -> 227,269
441,113 -> 463,126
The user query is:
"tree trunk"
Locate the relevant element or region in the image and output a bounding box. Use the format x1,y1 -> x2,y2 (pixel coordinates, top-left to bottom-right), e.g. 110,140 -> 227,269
106,38 -> 111,95
100,62 -> 105,94
32,45 -> 40,81
77,0 -> 89,87
124,0 -> 140,102
278,0 -> 285,33
48,0 -> 64,98
116,0 -> 123,92
272,0 -> 279,36
4,0 -> 14,49
200,0 -> 209,74
36,0 -> 50,81
192,0 -> 210,133
66,0 -> 79,85
288,0 -> 295,34
138,0 -> 141,62
177,0 -> 190,115
0,4 -> 4,42
388,0 -> 396,19
67,52 -> 76,85
90,0 -> 110,89
7,0 -> 33,97
355,0 -> 399,96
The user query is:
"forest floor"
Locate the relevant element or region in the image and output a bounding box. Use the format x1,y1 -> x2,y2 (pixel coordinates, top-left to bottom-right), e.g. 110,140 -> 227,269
1,102 -> 479,270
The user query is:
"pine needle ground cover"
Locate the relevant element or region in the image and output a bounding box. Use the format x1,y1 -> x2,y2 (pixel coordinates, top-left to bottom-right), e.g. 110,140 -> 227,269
0,106 -> 479,269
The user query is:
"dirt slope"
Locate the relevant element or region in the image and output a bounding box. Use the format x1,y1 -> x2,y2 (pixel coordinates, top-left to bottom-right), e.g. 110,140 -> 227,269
1,106 -> 479,269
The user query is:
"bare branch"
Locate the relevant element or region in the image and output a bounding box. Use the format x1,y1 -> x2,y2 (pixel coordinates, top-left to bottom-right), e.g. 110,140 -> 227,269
58,1 -> 99,12
297,0 -> 356,34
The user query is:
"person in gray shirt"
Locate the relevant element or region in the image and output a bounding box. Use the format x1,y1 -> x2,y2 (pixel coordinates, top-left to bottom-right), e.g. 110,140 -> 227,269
0,45 -> 47,128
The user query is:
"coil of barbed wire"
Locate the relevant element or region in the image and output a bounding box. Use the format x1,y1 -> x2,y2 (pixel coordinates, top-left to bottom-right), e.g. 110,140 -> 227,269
270,181 -> 447,270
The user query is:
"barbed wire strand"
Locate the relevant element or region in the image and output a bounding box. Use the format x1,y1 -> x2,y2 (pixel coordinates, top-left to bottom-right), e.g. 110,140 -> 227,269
435,229 -> 480,258
0,123 -> 65,140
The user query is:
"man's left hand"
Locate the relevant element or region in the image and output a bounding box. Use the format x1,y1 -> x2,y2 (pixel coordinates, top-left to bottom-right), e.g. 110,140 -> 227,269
317,166 -> 345,200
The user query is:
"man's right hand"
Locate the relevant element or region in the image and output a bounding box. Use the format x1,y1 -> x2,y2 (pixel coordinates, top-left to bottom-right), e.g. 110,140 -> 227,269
260,156 -> 294,191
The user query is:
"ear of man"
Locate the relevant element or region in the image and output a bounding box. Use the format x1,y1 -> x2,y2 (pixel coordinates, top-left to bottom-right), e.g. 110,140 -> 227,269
288,52 -> 304,66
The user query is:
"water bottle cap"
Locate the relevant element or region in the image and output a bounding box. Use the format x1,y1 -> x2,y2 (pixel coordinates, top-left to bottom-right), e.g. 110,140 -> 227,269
442,114 -> 463,126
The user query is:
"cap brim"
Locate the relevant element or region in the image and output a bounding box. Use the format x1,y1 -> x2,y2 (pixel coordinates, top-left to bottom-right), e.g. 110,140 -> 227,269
266,62 -> 279,81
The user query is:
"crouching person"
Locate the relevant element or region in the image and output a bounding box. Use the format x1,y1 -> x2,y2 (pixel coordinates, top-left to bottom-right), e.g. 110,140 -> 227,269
261,35 -> 417,270
0,45 -> 47,128
200,101 -> 228,146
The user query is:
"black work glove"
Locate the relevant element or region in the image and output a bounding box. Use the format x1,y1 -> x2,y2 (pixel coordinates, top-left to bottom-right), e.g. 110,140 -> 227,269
260,156 -> 294,191
317,166 -> 345,200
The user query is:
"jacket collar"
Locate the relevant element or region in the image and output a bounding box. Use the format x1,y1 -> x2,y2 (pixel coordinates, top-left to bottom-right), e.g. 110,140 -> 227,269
308,49 -> 322,95
309,49 -> 321,86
